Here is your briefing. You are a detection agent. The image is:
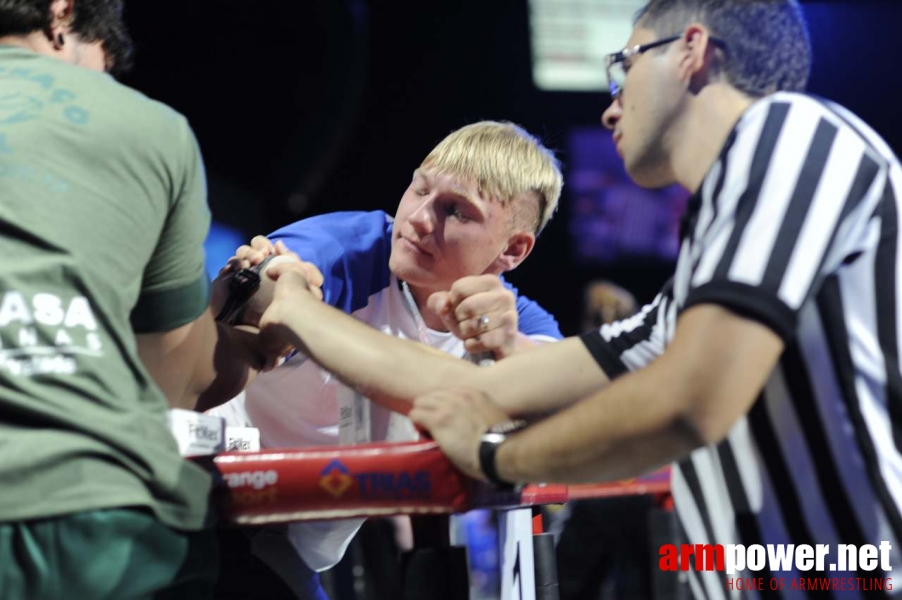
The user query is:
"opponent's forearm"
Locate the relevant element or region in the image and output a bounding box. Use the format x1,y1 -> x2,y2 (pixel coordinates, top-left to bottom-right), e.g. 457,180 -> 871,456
194,323 -> 267,412
138,308 -> 267,412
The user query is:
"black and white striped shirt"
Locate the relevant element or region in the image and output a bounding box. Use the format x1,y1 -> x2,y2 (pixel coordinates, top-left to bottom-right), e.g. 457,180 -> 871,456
581,92 -> 902,599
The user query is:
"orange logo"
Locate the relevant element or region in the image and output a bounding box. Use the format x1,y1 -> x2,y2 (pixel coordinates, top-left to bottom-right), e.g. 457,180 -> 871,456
319,460 -> 354,498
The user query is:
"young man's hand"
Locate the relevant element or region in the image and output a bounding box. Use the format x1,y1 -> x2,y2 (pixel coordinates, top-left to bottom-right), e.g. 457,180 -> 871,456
427,275 -> 520,359
255,260 -> 323,358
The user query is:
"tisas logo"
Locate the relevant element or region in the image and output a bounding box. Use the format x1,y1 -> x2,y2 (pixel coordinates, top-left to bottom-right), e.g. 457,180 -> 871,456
319,459 -> 433,500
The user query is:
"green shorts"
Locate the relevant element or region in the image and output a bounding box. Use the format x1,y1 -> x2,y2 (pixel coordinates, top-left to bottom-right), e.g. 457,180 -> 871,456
0,508 -> 218,600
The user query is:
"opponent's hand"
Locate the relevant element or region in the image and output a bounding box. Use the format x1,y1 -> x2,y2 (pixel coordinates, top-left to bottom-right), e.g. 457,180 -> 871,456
219,237 -> 320,282
427,275 -> 519,359
212,236 -> 278,315
409,388 -> 511,480
221,235 -> 278,274
213,237 -> 325,324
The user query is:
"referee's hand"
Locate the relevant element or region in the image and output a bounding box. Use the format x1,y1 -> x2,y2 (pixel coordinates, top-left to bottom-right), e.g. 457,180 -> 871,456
410,387 -> 511,481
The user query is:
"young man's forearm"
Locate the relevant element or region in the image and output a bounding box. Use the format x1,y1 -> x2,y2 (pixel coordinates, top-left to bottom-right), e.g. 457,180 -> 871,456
271,294 -> 611,417
270,293 -> 474,413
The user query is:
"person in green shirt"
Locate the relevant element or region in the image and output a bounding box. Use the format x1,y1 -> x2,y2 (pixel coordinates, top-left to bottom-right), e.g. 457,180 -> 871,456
0,1 -> 277,598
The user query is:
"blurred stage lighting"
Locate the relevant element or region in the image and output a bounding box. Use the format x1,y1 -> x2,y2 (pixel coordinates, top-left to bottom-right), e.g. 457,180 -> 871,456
529,0 -> 647,92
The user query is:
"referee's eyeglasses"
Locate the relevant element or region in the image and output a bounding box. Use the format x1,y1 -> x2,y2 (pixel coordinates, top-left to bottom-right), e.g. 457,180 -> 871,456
604,35 -> 728,100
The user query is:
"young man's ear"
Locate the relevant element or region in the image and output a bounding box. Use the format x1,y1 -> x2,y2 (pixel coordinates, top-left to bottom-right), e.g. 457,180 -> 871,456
496,231 -> 536,272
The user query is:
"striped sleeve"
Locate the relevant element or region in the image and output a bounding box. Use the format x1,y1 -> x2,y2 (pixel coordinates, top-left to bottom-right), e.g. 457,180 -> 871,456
685,95 -> 887,340
580,279 -> 674,378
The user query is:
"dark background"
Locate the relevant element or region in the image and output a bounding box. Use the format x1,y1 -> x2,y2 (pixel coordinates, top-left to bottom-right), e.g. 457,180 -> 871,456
120,0 -> 902,336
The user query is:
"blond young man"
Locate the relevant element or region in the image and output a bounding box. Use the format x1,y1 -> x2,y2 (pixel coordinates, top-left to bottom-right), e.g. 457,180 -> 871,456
209,121 -> 563,600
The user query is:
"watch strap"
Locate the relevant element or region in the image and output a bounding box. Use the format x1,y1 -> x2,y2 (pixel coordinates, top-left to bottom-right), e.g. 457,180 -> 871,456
479,432 -> 512,487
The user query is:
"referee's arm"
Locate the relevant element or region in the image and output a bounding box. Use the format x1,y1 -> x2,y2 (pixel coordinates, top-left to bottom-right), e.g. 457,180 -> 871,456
492,99 -> 883,484
492,304 -> 783,484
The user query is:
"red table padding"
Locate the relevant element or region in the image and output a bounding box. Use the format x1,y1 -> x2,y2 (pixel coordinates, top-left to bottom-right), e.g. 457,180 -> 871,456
209,440 -> 473,525
566,468 -> 672,500
206,441 -> 670,525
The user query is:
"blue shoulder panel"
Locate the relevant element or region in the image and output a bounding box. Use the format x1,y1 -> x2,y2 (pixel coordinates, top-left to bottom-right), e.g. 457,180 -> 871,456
503,280 -> 563,339
269,211 -> 394,314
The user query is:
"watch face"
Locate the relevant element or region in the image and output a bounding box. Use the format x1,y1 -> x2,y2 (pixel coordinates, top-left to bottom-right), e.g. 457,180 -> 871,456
482,432 -> 507,445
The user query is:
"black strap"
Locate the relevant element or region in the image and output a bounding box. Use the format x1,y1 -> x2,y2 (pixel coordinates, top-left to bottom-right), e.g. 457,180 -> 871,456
214,256 -> 274,324
479,433 -> 514,488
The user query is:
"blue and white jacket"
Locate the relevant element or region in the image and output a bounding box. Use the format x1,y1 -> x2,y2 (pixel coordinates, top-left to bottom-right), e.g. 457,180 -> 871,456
210,210 -> 561,570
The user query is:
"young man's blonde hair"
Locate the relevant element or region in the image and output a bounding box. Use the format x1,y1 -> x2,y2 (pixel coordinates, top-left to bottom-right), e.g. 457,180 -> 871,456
419,121 -> 563,235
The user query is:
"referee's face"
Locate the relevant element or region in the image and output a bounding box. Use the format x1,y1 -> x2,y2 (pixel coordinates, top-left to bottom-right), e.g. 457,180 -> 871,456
602,26 -> 682,188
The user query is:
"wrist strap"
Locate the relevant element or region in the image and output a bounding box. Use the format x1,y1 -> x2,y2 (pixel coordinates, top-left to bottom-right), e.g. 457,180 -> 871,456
214,256 -> 274,324
214,269 -> 260,324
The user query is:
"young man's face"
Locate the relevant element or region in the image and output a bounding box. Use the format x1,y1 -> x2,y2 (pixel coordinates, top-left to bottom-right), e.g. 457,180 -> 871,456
389,168 -> 515,292
602,25 -> 683,188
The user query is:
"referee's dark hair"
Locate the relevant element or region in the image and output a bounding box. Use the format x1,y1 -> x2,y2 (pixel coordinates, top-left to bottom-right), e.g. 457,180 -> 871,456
635,0 -> 811,97
0,0 -> 133,74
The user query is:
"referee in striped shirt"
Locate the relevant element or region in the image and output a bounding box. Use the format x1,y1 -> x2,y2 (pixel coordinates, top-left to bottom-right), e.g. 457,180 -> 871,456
256,0 -> 902,596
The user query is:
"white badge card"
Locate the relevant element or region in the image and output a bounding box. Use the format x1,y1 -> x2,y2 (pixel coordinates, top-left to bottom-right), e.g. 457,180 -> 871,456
226,426 -> 261,452
338,388 -> 371,445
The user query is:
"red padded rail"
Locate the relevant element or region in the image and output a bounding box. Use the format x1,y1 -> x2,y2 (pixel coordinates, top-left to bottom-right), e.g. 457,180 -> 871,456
206,441 -> 669,525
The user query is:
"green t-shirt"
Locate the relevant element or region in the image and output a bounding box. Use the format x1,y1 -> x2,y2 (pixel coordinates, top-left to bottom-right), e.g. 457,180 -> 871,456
0,46 -> 213,530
